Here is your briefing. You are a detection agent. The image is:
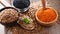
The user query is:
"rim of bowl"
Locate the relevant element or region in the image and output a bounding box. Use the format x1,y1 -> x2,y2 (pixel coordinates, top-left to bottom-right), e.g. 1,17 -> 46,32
35,7 -> 58,24
0,7 -> 18,12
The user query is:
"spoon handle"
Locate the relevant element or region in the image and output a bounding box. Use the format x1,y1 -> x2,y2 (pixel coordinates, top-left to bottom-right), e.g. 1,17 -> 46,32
41,0 -> 46,9
0,1 -> 6,7
0,0 -> 11,7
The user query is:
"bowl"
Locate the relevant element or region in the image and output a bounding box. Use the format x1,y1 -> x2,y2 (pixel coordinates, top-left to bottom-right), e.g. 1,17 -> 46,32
35,7 -> 58,26
0,7 -> 19,26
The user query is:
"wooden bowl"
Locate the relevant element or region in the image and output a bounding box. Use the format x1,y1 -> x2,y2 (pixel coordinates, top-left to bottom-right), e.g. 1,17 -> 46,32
35,7 -> 58,26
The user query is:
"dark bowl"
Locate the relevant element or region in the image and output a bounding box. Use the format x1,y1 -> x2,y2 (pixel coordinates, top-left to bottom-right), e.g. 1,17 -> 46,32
0,7 -> 19,26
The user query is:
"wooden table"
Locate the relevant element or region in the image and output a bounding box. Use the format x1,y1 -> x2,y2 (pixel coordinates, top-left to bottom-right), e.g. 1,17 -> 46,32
0,0 -> 60,34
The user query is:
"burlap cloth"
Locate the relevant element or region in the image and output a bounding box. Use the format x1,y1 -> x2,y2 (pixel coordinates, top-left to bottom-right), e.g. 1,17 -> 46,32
5,2 -> 49,34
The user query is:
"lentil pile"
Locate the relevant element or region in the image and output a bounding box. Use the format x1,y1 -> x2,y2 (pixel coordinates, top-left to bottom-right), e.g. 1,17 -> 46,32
0,8 -> 18,24
37,8 -> 57,22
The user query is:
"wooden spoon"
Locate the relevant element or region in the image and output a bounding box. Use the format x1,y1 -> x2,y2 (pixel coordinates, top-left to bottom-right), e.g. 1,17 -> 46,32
41,0 -> 46,10
0,1 -> 6,7
0,0 -> 11,7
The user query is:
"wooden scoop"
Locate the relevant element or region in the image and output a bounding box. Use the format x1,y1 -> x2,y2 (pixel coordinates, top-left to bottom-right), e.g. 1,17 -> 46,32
0,1 -> 6,7
41,0 -> 46,10
0,0 -> 11,7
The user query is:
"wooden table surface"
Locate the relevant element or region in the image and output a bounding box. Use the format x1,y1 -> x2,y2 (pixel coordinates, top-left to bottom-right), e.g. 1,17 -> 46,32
1,0 -> 60,34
